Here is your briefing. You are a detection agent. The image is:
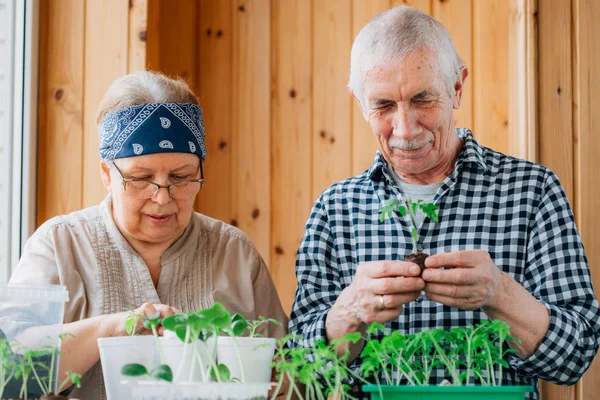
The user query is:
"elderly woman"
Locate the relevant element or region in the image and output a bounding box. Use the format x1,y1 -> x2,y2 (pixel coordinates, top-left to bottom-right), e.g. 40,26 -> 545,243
7,71 -> 287,398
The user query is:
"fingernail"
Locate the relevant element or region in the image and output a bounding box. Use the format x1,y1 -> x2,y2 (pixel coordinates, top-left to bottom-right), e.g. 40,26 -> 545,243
410,265 -> 419,274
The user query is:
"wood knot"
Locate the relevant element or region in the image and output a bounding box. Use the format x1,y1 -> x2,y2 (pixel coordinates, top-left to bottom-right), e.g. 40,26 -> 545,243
289,89 -> 297,98
138,30 -> 147,42
218,141 -> 227,150
206,28 -> 212,36
230,219 -> 238,227
275,246 -> 284,255
251,208 -> 260,219
216,30 -> 223,38
319,130 -> 326,138
557,86 -> 562,95
54,89 -> 64,100
330,137 -> 336,144
238,5 -> 245,12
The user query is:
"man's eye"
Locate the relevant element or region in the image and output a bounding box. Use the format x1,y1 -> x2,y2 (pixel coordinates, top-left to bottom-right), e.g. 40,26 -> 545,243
173,175 -> 190,180
131,176 -> 151,181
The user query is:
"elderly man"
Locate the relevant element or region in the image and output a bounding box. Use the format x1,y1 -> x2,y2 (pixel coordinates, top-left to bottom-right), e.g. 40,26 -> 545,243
288,5 -> 600,399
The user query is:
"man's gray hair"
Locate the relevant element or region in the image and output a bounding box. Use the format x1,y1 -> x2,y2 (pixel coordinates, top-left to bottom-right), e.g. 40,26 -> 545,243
349,6 -> 464,105
96,71 -> 198,125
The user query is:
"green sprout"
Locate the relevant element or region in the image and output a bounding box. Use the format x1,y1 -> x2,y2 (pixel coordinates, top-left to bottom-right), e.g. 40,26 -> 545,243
123,307 -> 143,336
246,316 -> 282,338
379,198 -> 439,253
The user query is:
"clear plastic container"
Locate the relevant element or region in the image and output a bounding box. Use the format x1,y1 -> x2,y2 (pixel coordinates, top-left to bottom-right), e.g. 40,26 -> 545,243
0,284 -> 69,398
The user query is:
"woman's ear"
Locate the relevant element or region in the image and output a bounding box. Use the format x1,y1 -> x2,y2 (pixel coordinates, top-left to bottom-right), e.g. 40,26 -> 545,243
100,161 -> 112,192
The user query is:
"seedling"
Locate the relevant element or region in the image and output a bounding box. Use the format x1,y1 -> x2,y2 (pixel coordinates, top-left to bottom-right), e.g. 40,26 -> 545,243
246,316 -> 282,338
379,198 -> 439,274
123,307 -> 143,336
359,320 -> 519,387
121,363 -> 173,382
0,339 -> 16,398
271,332 -> 367,400
57,370 -> 82,394
122,311 -> 174,383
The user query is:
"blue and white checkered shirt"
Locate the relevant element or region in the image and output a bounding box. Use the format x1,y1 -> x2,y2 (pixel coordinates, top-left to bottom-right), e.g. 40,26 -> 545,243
288,129 -> 600,399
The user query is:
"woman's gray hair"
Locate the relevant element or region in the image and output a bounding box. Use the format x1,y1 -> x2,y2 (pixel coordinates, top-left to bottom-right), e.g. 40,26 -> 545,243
96,71 -> 198,125
349,6 -> 464,105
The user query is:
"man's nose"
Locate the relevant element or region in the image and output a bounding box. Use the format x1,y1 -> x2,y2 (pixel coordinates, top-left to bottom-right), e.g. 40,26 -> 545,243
391,106 -> 422,139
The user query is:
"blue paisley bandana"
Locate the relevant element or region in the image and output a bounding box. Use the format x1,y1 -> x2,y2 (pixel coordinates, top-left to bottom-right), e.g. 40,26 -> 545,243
99,103 -> 207,161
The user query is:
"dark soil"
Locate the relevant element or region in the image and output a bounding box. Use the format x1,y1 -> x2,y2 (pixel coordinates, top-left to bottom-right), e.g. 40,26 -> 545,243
405,252 -> 429,276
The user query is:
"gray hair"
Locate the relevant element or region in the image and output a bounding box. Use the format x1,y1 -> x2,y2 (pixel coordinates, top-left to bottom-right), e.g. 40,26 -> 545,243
96,71 -> 198,125
348,6 -> 464,105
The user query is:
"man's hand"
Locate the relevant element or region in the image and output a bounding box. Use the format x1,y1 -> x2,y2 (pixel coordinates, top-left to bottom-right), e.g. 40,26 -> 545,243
325,260 -> 424,360
422,250 -> 503,310
329,261 -> 424,328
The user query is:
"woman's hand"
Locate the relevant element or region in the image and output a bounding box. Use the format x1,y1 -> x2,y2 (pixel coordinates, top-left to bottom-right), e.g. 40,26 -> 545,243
104,302 -> 179,337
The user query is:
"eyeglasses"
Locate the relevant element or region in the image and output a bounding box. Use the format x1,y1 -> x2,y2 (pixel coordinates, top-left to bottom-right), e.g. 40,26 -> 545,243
110,161 -> 204,200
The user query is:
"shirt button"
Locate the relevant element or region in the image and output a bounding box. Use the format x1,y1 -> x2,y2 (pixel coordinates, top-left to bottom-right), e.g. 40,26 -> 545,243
417,245 -> 424,252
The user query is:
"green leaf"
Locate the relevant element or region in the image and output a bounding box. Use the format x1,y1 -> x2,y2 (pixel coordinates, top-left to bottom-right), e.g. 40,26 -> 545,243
398,205 -> 407,216
379,199 -> 399,222
150,364 -> 173,382
161,313 -> 185,331
231,314 -> 249,336
210,363 -> 231,382
121,363 -> 148,377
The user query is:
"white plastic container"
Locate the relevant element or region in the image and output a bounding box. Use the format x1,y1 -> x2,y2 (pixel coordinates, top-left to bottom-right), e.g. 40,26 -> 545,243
0,284 -> 69,398
160,334 -> 216,382
98,335 -> 156,400
217,337 -> 276,383
125,381 -> 273,400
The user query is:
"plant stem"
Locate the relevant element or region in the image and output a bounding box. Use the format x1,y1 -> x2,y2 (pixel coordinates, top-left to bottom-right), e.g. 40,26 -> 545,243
269,373 -> 285,400
230,336 -> 246,383
405,200 -> 419,253
428,334 -> 461,384
27,354 -> 49,394
49,347 -> 56,392
175,327 -> 191,382
152,326 -> 167,365
193,340 -> 209,383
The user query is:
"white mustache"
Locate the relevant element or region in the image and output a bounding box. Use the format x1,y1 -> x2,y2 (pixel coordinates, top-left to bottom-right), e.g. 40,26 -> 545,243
389,134 -> 434,150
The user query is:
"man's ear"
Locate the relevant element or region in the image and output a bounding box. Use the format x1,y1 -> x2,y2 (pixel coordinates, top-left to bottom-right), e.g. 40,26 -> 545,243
452,66 -> 469,110
100,161 -> 112,192
348,86 -> 369,121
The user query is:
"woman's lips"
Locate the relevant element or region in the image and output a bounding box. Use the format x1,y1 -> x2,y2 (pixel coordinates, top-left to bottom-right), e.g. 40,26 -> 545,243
145,214 -> 175,224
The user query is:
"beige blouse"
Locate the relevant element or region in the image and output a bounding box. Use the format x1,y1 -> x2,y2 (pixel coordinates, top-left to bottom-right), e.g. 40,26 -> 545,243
9,194 -> 288,399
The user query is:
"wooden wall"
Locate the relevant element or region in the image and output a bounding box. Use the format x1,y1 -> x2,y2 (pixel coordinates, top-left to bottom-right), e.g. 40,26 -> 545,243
536,1 -> 600,399
36,1 -> 600,398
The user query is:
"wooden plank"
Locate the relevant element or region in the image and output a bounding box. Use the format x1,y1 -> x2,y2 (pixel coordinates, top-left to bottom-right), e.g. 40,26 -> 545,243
473,0 -> 510,153
271,0 -> 312,313
36,0 -> 85,224
82,0 -> 130,208
312,0 -> 352,200
392,0 -> 432,15
146,1 -> 199,95
128,0 -> 148,73
195,0 -> 234,223
537,0 -> 573,200
433,0 -> 473,131
538,1 -> 576,400
508,0 -> 538,161
145,0 -> 160,71
351,0 -> 390,175
232,0 -> 271,264
574,0 -> 600,399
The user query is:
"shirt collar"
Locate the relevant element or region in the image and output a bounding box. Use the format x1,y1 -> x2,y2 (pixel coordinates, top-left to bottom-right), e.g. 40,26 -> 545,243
368,128 -> 488,182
